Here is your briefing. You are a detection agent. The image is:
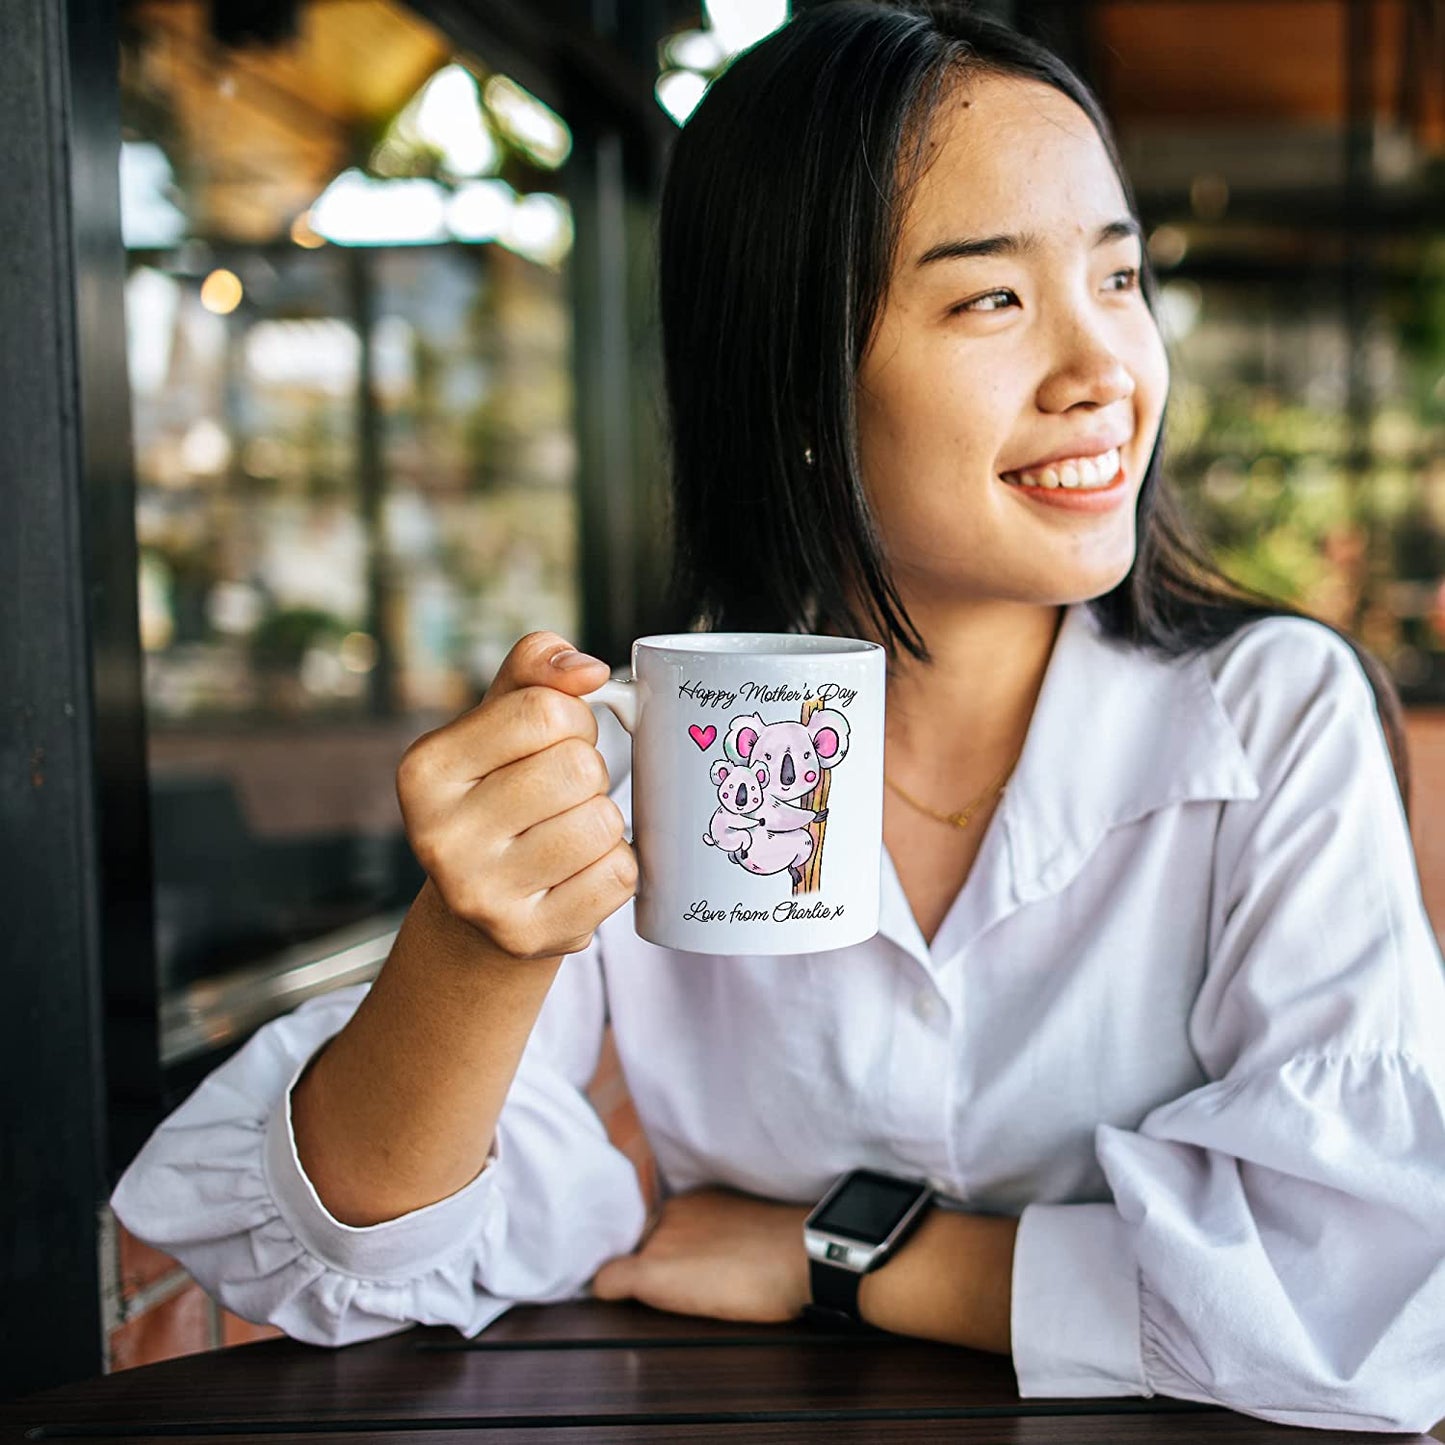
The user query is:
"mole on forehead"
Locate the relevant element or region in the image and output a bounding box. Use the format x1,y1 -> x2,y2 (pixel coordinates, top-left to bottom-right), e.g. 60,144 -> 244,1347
918,100 -> 966,156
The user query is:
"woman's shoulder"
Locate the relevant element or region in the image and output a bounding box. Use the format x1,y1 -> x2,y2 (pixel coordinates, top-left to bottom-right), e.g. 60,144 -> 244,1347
1196,610 -> 1384,781
1202,610 -> 1374,705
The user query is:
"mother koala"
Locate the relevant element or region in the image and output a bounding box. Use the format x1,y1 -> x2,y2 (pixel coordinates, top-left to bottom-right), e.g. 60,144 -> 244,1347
721,708 -> 850,887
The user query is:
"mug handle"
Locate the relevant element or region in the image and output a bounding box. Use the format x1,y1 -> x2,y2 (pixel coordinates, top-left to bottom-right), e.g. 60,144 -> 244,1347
579,678 -> 638,736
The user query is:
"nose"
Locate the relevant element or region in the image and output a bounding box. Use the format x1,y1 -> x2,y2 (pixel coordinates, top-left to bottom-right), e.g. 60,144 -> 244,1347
1036,304 -> 1137,415
735,782 -> 748,809
781,753 -> 795,788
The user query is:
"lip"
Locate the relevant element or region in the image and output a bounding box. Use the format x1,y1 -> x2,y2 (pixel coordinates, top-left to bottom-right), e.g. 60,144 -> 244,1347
1000,455 -> 1130,512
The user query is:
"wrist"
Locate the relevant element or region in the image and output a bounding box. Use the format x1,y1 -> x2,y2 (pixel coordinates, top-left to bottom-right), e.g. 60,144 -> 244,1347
793,1205 -> 813,1316
410,878 -> 564,977
801,1169 -> 936,1330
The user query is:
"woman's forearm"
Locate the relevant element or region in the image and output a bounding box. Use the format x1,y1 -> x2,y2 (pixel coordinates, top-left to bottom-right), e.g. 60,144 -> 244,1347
857,1207 -> 1018,1355
290,878 -> 567,1227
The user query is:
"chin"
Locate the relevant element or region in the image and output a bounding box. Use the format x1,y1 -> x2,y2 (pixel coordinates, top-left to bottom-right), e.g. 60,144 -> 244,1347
1017,556 -> 1138,608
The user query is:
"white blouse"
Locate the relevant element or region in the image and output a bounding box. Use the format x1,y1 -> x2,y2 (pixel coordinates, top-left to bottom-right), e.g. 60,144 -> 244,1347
111,602 -> 1445,1434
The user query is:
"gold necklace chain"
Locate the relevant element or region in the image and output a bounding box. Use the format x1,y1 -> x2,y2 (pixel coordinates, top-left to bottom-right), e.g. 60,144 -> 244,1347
884,753 -> 1020,830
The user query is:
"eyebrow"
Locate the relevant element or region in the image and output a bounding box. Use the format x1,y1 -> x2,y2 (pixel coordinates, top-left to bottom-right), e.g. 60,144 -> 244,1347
914,216 -> 1141,268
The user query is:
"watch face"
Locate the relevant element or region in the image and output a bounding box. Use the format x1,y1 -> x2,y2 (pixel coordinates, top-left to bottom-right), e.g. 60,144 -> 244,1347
809,1170 -> 928,1244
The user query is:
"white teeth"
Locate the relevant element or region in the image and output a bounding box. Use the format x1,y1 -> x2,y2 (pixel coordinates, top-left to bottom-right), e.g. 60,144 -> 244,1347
1003,447 -> 1120,491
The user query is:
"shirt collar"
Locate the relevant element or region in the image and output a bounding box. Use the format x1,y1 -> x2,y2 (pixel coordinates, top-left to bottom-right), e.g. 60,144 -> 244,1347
878,600 -> 1261,970
1006,599 -> 1260,897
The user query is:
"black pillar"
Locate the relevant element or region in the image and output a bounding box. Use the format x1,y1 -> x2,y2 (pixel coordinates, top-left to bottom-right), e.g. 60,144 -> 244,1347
0,0 -> 158,1401
563,49 -> 674,658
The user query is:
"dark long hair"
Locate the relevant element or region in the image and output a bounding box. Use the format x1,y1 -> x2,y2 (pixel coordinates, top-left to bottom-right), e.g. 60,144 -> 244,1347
656,0 -> 1412,817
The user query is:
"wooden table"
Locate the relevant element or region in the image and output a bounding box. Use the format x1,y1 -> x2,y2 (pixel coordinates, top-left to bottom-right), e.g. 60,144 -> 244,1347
3,1299 -> 1434,1442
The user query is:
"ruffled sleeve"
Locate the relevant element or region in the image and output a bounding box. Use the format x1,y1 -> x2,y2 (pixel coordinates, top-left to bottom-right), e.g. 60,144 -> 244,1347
109,923 -> 647,1348
1010,618 -> 1445,1434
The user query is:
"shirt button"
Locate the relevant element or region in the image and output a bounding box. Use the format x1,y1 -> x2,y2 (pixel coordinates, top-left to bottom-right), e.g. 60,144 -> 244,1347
912,989 -> 942,1023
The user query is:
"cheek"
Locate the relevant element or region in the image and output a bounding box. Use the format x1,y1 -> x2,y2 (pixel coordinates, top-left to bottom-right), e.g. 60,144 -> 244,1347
861,350 -> 1001,466
1132,311 -> 1171,419
857,356 -> 1008,538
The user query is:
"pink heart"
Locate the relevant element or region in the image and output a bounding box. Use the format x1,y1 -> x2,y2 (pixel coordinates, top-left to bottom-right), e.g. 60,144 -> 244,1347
688,724 -> 717,751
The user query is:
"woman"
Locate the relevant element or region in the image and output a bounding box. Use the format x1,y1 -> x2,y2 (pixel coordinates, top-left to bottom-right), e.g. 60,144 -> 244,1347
111,2 -> 1445,1432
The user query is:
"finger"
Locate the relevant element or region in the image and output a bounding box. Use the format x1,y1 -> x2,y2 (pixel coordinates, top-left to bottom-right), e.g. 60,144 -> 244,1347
478,632 -> 612,773
485,788 -> 626,897
467,632 -> 614,775
398,649 -> 609,814
471,731 -> 615,843
486,629 -> 612,705
522,837 -> 638,942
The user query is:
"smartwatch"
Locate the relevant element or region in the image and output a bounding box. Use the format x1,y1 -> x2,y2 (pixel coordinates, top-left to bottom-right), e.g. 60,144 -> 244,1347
801,1168 -> 934,1330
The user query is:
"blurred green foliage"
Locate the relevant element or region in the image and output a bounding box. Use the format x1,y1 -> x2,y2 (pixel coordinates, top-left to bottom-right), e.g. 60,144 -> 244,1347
250,607 -> 348,673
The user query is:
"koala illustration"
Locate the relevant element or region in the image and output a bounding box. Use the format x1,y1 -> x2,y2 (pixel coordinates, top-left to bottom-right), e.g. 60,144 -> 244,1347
722,709 -> 850,886
703,758 -> 769,864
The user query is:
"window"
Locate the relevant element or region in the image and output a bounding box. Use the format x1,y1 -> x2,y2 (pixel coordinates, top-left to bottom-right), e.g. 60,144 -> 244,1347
120,0 -> 581,1068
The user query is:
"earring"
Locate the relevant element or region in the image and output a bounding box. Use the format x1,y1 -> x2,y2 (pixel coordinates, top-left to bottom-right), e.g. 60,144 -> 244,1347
803,445 -> 816,467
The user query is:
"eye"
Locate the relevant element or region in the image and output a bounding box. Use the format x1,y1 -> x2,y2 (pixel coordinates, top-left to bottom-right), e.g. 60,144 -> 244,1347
953,287 -> 1017,315
765,752 -> 771,758
950,267 -> 1141,317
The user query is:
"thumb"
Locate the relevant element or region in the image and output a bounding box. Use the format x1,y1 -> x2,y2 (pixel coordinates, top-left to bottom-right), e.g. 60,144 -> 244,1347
484,630 -> 612,705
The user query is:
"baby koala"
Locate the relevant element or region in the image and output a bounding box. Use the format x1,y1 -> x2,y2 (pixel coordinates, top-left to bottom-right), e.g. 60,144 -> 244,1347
703,759 -> 769,863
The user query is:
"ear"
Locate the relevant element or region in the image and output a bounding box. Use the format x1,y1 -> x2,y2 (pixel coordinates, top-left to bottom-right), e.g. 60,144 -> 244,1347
753,763 -> 768,787
710,760 -> 731,786
807,708 -> 851,765
725,713 -> 766,764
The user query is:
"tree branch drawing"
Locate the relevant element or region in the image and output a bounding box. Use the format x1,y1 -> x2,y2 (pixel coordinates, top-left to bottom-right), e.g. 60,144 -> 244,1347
795,694 -> 832,895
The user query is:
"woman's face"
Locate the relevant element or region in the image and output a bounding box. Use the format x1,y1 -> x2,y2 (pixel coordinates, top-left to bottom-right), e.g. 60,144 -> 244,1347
856,71 -> 1169,608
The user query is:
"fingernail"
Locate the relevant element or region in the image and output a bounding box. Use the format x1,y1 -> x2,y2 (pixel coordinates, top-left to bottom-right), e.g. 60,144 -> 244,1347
551,649 -> 603,671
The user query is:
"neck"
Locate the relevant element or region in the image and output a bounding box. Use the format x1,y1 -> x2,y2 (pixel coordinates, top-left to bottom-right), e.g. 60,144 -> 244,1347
829,596 -> 1065,794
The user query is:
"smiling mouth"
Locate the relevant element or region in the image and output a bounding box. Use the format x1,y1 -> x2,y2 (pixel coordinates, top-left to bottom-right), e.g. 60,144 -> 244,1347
999,446 -> 1124,491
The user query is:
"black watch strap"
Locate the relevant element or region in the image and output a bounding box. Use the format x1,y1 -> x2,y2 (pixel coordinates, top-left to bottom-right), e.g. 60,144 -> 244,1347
810,1255 -> 861,1316
802,1257 -> 879,1332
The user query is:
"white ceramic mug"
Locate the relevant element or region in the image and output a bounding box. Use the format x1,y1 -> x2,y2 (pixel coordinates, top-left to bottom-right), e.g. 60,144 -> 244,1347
581,632 -> 886,955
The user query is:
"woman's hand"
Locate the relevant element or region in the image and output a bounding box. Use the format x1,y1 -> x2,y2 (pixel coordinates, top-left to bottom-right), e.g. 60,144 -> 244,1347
590,1186 -> 812,1324
394,630 -> 635,964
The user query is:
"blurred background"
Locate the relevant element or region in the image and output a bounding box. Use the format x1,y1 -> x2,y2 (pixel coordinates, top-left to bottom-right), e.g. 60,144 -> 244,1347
5,0 -> 1445,1400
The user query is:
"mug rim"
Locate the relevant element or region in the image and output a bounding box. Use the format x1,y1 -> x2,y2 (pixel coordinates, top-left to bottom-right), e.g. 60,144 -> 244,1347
633,631 -> 882,658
